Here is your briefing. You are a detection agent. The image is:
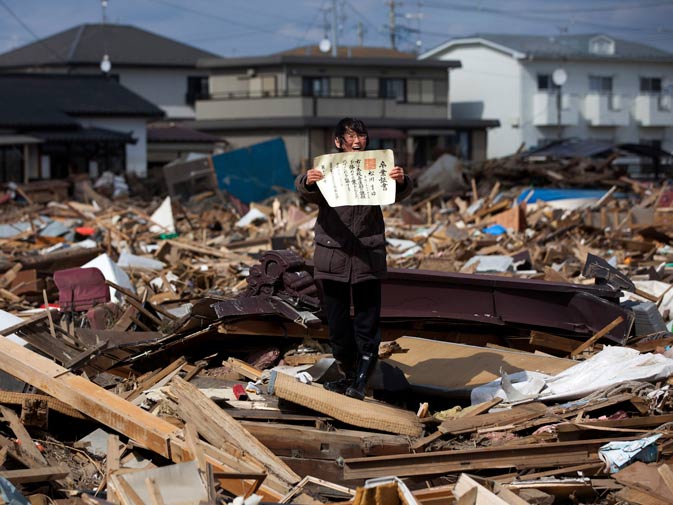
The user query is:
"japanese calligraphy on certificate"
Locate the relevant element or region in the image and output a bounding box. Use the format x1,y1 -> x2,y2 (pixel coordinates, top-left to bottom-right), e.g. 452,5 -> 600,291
313,149 -> 396,207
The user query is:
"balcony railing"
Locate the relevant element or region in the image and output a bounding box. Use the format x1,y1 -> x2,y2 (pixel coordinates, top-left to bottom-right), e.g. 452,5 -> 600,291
196,92 -> 448,121
533,92 -> 579,126
584,93 -> 629,127
635,93 -> 673,127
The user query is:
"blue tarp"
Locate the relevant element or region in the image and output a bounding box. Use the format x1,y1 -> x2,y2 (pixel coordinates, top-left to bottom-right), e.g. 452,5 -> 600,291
517,187 -> 627,204
212,137 -> 295,203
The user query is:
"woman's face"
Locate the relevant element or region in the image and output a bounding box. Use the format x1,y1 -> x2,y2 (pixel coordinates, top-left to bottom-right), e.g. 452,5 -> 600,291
335,128 -> 367,152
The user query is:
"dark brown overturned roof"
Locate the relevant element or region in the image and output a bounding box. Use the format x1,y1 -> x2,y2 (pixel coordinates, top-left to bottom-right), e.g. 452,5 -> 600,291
187,116 -> 499,131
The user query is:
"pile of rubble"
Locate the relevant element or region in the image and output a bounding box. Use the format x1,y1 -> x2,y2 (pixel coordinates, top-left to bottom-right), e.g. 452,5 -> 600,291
0,169 -> 673,504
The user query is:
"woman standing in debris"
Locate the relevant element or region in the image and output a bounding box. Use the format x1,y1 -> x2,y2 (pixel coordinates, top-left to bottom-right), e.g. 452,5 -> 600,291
295,117 -> 412,400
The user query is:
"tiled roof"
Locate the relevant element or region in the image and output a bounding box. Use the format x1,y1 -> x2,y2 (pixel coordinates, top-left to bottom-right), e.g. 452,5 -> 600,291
0,74 -> 163,127
426,33 -> 673,62
0,24 -> 219,68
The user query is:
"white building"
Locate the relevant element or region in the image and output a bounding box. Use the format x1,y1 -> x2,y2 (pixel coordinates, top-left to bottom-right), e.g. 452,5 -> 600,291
420,34 -> 673,159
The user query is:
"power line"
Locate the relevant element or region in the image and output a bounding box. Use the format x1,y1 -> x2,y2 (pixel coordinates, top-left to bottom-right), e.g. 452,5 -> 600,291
423,0 -> 673,15
511,0 -> 673,14
296,0 -> 329,46
0,0 -> 67,62
421,1 -> 668,35
142,0 -> 314,44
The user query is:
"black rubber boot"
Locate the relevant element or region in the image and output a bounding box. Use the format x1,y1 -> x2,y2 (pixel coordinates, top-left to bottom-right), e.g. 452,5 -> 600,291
323,360 -> 355,394
345,353 -> 377,400
324,375 -> 352,394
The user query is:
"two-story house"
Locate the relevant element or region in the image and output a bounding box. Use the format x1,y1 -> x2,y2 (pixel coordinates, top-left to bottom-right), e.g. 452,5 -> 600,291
189,46 -> 499,171
0,23 -> 218,120
420,34 -> 673,159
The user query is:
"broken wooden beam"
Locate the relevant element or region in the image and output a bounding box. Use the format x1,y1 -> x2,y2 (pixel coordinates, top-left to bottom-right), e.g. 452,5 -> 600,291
168,376 -> 300,488
0,464 -> 70,484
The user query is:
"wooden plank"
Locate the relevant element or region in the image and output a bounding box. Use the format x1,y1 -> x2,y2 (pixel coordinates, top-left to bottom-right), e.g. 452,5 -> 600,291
514,462 -> 604,481
570,316 -> 624,357
184,423 -> 207,474
122,357 -> 187,402
438,402 -> 548,435
0,311 -> 49,337
103,434 -> 122,503
0,405 -> 47,465
411,398 -> 503,451
0,464 -> 70,484
241,421 -> 410,460
657,464 -> 673,495
454,474 -> 510,505
529,331 -> 582,353
226,357 -> 263,381
169,376 -> 299,487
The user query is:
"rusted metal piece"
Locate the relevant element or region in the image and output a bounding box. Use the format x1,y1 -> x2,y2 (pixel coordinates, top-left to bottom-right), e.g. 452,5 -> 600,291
343,438 -> 611,480
213,251 -> 633,343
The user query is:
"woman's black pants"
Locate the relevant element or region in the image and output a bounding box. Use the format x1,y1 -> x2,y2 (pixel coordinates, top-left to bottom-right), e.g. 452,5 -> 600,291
321,279 -> 381,371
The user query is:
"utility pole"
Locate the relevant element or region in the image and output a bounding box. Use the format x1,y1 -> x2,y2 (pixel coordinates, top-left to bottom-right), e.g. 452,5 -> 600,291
387,0 -> 396,50
101,0 -> 108,24
357,21 -> 364,46
331,0 -> 338,57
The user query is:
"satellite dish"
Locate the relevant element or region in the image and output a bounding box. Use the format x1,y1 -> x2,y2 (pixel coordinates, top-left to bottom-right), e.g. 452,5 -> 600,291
319,38 -> 332,53
100,54 -> 111,73
552,68 -> 567,86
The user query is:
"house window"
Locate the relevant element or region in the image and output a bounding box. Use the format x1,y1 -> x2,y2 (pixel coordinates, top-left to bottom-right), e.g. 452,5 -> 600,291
407,79 -> 437,103
640,77 -> 662,93
344,77 -> 359,97
186,76 -> 209,105
537,74 -> 560,91
302,77 -> 330,97
589,76 -> 613,93
379,78 -> 405,101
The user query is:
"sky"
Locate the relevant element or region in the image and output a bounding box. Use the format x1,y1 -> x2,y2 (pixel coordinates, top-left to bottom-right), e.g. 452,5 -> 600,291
0,0 -> 672,58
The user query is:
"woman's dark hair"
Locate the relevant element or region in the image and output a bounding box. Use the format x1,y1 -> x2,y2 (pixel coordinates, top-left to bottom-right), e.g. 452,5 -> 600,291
334,117 -> 368,151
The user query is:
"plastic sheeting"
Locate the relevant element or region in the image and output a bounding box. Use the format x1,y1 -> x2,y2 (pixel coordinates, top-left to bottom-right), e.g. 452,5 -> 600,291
212,137 -> 295,204
472,346 -> 673,405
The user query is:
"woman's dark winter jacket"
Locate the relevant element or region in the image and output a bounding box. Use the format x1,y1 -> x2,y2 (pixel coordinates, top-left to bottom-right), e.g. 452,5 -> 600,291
295,172 -> 412,284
